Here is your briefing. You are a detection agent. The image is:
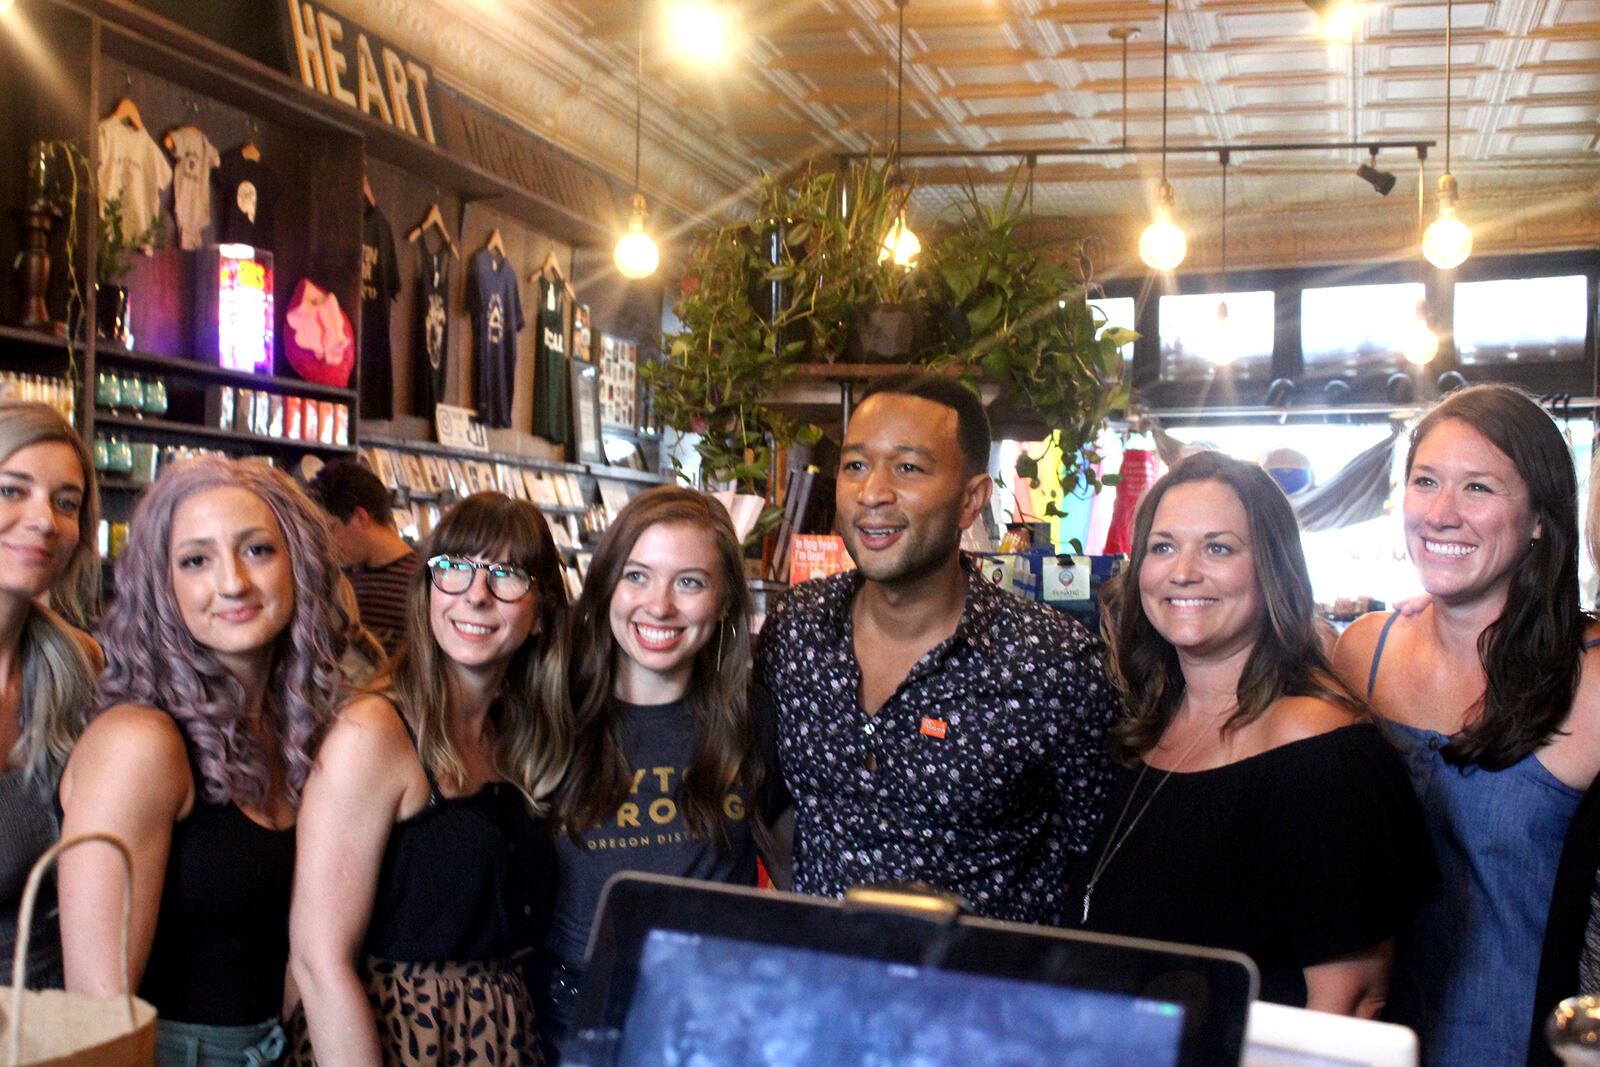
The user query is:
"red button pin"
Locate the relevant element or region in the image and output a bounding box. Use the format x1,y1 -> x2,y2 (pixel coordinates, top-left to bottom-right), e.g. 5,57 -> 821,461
920,717 -> 948,739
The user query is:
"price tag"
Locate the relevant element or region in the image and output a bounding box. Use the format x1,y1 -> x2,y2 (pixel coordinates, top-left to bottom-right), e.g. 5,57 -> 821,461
435,403 -> 488,453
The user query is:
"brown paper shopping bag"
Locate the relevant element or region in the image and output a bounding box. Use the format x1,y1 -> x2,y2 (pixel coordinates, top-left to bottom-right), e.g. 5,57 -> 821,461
0,833 -> 156,1066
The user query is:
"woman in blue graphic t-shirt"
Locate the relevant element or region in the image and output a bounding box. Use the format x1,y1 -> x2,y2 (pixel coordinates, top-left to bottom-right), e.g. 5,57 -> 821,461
543,486 -> 785,1052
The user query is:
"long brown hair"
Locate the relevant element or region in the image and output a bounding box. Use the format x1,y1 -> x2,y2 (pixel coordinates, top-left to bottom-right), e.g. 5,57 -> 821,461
385,493 -> 571,809
1407,385 -> 1588,769
1105,450 -> 1360,763
553,486 -> 759,846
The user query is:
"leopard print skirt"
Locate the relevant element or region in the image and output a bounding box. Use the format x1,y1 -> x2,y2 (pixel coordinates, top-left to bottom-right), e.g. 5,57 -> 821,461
285,957 -> 543,1066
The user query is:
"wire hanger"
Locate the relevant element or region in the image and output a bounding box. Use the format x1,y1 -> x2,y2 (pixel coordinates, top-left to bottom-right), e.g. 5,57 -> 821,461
407,203 -> 459,258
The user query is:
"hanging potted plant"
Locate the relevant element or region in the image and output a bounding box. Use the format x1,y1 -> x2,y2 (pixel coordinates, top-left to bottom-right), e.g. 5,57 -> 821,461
93,194 -> 163,349
917,171 -> 1135,499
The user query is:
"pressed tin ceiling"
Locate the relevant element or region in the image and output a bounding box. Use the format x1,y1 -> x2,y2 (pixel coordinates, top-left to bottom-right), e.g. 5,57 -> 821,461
358,0 -> 1600,267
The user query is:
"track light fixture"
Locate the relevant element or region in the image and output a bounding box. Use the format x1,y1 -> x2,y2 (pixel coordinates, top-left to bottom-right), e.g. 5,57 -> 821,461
1356,149 -> 1396,196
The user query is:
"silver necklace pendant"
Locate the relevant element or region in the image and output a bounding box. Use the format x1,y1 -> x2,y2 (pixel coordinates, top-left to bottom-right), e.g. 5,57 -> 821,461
1081,885 -> 1094,924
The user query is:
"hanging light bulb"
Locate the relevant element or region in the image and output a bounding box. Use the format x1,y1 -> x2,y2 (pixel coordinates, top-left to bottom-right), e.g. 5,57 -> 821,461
1139,181 -> 1187,272
615,4 -> 659,280
1421,0 -> 1471,269
1402,300 -> 1440,365
615,193 -> 660,279
876,0 -> 920,271
1422,174 -> 1472,269
879,210 -> 921,268
1139,0 -> 1186,272
1210,299 -> 1240,366
665,1 -> 732,67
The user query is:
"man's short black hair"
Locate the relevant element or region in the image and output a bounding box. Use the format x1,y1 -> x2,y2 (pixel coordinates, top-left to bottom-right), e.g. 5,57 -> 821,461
857,373 -> 991,475
308,459 -> 393,525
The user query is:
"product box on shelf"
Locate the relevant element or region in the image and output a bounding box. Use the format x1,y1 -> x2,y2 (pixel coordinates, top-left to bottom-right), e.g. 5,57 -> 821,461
285,396 -> 304,439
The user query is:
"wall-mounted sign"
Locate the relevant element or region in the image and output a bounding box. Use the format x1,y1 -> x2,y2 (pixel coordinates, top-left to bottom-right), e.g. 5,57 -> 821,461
435,403 -> 489,452
196,245 -> 275,375
283,0 -> 439,145
436,86 -> 620,234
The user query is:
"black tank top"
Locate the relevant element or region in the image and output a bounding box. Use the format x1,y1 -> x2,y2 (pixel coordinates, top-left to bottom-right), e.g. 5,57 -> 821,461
138,765 -> 294,1025
363,712 -> 555,963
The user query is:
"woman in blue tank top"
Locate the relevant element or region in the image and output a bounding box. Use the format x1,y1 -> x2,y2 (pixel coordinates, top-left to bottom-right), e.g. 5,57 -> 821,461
59,458 -> 347,1067
1333,385 -> 1600,1067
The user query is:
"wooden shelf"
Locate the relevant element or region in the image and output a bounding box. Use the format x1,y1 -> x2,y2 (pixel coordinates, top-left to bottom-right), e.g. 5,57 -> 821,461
97,413 -> 357,455
0,325 -> 82,352
362,434 -> 589,476
96,476 -> 147,492
95,348 -> 358,402
586,464 -> 673,486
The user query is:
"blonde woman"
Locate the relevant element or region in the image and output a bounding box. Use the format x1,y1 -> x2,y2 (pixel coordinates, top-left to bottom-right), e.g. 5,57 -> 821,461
0,402 -> 101,988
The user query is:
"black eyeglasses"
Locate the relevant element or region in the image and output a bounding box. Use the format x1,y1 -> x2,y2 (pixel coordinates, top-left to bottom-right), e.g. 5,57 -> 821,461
426,555 -> 533,603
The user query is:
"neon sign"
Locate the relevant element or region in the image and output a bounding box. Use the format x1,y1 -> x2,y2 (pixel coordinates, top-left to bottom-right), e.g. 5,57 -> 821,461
215,247 -> 274,373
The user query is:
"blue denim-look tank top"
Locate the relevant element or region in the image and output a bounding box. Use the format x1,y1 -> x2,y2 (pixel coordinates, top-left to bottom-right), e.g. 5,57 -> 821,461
1368,613 -> 1586,1066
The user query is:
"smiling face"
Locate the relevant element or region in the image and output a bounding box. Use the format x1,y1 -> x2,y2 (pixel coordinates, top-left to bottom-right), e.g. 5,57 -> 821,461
608,521 -> 724,705
428,546 -> 540,679
0,441 -> 86,603
169,486 -> 295,678
835,392 -> 990,588
1404,417 -> 1540,607
1137,479 -> 1263,662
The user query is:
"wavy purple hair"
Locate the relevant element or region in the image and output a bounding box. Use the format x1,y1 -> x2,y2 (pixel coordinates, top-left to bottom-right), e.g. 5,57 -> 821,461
94,457 -> 347,807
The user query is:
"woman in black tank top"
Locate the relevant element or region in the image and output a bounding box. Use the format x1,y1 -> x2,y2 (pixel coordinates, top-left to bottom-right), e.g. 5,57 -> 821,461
287,493 -> 568,1067
58,459 -> 347,1067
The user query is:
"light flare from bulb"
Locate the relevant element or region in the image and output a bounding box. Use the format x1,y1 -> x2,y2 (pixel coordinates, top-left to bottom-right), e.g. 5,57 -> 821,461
1208,300 -> 1240,366
1422,205 -> 1473,270
665,1 -> 731,67
1321,2 -> 1361,40
1402,303 -> 1439,365
1139,181 -> 1187,272
615,194 -> 660,280
879,213 -> 921,269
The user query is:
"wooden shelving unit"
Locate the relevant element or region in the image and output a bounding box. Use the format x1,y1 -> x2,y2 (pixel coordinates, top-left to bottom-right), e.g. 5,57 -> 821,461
96,349 -> 358,403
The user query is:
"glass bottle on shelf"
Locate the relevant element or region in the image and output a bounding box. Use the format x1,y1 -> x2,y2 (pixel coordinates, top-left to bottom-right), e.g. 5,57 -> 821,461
92,434 -> 109,473
119,374 -> 144,418
94,370 -> 117,412
110,435 -> 133,474
141,376 -> 167,417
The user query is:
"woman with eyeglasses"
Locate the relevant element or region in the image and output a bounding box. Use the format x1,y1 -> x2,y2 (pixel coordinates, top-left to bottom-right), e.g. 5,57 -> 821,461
541,486 -> 784,1053
287,493 -> 570,1067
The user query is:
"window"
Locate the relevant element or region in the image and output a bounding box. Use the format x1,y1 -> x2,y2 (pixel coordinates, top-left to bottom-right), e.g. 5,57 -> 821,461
1453,275 -> 1588,365
1157,291 -> 1274,382
1300,282 -> 1428,376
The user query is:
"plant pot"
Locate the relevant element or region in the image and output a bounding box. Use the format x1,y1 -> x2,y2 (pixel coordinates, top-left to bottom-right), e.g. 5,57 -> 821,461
846,303 -> 928,363
94,283 -> 129,347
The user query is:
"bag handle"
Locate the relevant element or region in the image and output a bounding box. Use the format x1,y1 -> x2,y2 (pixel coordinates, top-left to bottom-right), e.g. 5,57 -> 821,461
8,833 -> 137,1066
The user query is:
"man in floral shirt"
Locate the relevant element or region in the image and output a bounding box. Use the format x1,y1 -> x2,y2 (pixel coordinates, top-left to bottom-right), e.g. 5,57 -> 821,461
757,373 -> 1119,924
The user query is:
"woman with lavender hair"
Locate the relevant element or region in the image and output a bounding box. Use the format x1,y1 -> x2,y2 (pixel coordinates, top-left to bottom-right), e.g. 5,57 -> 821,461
58,457 -> 347,1067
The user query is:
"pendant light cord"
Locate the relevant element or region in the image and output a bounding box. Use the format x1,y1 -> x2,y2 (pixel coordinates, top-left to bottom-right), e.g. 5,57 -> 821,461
1160,0 -> 1170,183
1443,0 -> 1452,174
633,1 -> 643,194
896,0 -> 906,153
1220,154 -> 1228,283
